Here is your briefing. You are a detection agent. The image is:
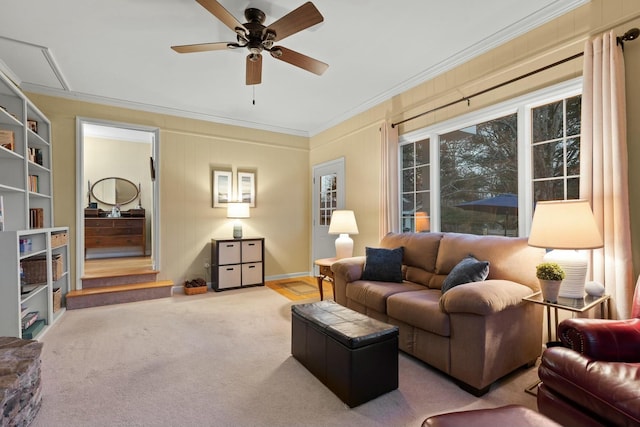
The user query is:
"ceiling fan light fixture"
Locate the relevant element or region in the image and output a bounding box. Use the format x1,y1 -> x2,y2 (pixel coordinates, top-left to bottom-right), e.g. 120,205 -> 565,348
270,48 -> 283,58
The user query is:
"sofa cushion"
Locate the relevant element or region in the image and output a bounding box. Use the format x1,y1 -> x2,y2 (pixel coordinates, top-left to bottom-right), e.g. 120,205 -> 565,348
434,233 -> 544,291
387,290 -> 450,337
380,233 -> 444,285
441,255 -> 489,294
361,246 -> 404,282
346,280 -> 426,314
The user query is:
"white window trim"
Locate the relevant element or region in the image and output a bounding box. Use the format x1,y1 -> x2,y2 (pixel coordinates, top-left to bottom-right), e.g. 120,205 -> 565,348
398,77 -> 582,235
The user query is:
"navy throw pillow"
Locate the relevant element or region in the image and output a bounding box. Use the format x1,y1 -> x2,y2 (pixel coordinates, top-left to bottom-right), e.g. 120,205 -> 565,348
441,255 -> 490,294
361,246 -> 404,283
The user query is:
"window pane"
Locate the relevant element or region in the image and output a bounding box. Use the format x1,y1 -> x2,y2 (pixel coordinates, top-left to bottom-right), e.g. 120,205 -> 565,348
567,177 -> 579,199
415,139 -> 429,165
440,113 -> 518,236
402,169 -> 414,193
402,193 -> 415,214
416,165 -> 429,192
401,144 -> 414,168
566,95 -> 582,136
532,100 -> 563,142
533,141 -> 564,179
416,191 -> 430,215
566,137 -> 580,176
534,180 -> 565,203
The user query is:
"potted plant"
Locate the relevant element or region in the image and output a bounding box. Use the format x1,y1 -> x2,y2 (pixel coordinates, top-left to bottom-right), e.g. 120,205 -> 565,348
536,262 -> 565,303
184,277 -> 208,295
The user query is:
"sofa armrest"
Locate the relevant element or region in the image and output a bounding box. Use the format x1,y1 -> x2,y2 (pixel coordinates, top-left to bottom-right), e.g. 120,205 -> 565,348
558,318 -> 640,362
439,279 -> 533,316
331,256 -> 366,306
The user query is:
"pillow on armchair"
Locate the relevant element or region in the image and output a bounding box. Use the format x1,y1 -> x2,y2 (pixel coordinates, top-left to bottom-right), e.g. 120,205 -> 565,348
441,255 -> 489,294
361,246 -> 404,282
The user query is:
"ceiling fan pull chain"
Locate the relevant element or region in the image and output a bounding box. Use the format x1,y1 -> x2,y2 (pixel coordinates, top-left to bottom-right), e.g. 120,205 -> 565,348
253,86 -> 256,105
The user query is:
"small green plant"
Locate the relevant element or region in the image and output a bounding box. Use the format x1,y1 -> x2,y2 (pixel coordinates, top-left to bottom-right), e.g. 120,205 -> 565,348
536,262 -> 565,281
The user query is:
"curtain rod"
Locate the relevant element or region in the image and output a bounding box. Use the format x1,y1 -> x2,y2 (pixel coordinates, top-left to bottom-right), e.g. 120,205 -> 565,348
392,28 -> 639,129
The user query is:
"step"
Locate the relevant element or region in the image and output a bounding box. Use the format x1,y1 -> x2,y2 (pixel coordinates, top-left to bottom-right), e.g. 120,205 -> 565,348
66,280 -> 174,310
81,270 -> 159,288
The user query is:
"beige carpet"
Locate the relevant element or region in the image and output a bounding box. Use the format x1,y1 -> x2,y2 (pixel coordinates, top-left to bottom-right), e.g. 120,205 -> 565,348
31,286 -> 541,427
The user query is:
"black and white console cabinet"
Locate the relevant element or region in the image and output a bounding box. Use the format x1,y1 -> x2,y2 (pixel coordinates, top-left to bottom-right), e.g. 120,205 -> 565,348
211,237 -> 264,291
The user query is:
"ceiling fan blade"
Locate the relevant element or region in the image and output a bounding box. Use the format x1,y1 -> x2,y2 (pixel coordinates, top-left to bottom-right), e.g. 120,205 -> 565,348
271,46 -> 328,76
265,2 -> 324,42
246,54 -> 262,85
171,42 -> 231,53
196,0 -> 247,34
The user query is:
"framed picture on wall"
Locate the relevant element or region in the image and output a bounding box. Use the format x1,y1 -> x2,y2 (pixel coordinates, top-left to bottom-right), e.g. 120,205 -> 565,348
238,170 -> 256,207
212,170 -> 232,208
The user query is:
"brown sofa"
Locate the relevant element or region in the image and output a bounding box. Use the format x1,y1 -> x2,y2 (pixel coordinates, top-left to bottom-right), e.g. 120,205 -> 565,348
331,232 -> 545,395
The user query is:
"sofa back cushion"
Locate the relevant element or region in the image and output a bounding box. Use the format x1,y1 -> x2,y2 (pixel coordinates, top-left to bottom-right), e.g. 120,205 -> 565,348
380,232 -> 444,287
434,233 -> 545,291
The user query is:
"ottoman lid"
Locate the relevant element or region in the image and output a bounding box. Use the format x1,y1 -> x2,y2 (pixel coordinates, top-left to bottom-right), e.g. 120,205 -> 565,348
292,300 -> 398,349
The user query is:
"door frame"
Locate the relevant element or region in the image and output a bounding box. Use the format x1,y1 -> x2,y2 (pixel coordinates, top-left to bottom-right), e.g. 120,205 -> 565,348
311,157 -> 345,268
75,117 -> 161,289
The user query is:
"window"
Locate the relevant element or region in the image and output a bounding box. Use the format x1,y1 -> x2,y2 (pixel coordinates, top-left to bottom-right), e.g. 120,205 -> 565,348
399,79 -> 581,236
401,139 -> 430,232
440,114 -> 518,235
319,173 -> 337,226
531,95 -> 581,202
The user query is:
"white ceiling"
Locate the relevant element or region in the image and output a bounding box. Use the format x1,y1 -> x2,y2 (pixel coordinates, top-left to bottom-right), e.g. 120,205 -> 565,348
0,0 -> 587,137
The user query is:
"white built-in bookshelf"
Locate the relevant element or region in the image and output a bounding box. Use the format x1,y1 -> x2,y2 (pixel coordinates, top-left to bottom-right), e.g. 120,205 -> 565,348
0,70 -> 69,339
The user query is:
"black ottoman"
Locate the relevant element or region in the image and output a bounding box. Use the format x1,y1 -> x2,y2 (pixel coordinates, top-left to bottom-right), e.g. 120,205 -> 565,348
291,300 -> 399,407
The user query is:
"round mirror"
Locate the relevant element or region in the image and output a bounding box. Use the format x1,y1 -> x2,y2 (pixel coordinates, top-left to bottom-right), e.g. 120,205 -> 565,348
91,177 -> 139,206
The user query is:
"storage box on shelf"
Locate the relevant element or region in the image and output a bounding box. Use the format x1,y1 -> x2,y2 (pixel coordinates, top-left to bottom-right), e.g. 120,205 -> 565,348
0,227 -> 70,339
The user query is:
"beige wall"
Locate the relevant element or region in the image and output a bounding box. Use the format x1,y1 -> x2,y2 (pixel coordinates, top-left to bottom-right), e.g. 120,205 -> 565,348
310,0 -> 640,283
27,94 -> 310,288
25,0 -> 640,294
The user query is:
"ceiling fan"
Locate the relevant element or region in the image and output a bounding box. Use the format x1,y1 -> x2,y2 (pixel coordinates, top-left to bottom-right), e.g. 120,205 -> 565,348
171,0 -> 329,85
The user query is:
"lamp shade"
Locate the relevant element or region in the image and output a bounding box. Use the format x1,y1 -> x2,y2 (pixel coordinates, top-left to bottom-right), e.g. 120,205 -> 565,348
328,210 -> 359,235
528,200 -> 603,250
415,211 -> 430,232
226,202 -> 250,219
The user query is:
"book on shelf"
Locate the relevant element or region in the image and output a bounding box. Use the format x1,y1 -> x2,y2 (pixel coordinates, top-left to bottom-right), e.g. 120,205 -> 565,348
29,208 -> 44,228
21,312 -> 38,330
28,175 -> 40,192
28,147 -> 43,165
0,129 -> 14,151
21,304 -> 29,318
22,319 -> 45,339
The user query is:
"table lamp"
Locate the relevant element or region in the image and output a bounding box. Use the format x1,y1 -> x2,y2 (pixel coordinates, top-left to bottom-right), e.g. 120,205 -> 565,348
528,200 -> 603,298
227,202 -> 250,239
328,210 -> 359,259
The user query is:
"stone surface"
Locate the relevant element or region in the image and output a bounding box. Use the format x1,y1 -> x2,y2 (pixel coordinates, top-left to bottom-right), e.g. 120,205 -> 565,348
0,337 -> 43,427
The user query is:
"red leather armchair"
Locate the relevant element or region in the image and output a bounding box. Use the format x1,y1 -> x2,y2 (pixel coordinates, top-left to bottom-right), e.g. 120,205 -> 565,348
537,280 -> 640,427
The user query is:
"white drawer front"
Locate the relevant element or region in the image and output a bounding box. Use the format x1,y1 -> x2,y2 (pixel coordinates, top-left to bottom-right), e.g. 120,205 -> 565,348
218,265 -> 241,289
242,240 -> 262,262
219,242 -> 241,265
242,262 -> 263,285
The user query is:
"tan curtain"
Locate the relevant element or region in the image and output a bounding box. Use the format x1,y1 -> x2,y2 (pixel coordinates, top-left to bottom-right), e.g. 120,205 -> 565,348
380,122 -> 399,239
580,30 -> 633,319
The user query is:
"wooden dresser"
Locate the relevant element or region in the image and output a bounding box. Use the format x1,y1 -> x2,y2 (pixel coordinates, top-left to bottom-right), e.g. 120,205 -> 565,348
85,211 -> 145,256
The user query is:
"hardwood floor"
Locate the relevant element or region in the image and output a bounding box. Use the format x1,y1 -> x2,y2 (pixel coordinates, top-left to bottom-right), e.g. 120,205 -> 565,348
83,256 -> 154,279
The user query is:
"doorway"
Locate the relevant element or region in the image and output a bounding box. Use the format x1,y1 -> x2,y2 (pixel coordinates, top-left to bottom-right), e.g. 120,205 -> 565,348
75,118 -> 160,290
312,158 -> 345,265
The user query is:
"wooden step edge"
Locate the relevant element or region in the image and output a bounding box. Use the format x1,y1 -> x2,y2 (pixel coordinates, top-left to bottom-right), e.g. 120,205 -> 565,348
67,280 -> 174,297
81,270 -> 159,280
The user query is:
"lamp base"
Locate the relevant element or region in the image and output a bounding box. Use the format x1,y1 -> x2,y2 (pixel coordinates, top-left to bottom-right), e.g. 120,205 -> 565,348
233,223 -> 243,239
543,249 -> 588,298
335,234 -> 354,259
